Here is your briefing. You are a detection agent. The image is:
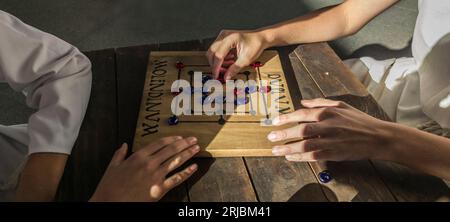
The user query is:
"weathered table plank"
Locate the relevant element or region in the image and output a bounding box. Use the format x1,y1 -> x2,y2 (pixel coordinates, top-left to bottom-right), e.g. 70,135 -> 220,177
291,43 -> 396,201
240,46 -> 328,202
57,49 -> 118,201
294,42 -> 450,202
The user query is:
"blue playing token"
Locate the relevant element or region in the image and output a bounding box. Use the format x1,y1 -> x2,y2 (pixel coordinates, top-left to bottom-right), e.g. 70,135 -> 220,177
234,96 -> 249,105
202,75 -> 213,83
168,115 -> 179,125
318,171 -> 332,183
200,95 -> 212,104
264,119 -> 272,125
245,85 -> 258,94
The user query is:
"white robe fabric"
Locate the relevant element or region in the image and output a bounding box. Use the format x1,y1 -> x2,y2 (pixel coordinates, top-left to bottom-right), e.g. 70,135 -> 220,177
345,0 -> 450,129
0,11 -> 92,200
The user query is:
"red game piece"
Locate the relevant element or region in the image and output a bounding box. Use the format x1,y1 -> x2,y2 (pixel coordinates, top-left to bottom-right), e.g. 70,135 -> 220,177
251,61 -> 263,68
234,88 -> 245,95
175,61 -> 185,69
260,85 -> 271,93
171,87 -> 183,96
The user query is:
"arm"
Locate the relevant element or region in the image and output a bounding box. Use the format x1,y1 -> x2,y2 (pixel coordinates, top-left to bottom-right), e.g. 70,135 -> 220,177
0,11 -> 92,201
386,123 -> 450,180
15,154 -> 68,201
258,0 -> 399,47
207,0 -> 399,79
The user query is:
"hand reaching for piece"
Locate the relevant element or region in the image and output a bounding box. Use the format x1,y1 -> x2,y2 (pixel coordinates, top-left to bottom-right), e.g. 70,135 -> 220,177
206,29 -> 270,80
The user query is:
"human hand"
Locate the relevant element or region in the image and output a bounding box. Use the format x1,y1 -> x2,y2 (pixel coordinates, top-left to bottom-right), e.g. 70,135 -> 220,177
206,29 -> 270,80
90,136 -> 199,202
267,98 -> 394,162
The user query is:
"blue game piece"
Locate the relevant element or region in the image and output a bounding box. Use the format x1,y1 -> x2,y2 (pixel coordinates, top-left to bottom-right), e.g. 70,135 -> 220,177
234,96 -> 249,105
245,85 -> 258,94
318,171 -> 332,183
202,75 -> 213,84
168,115 -> 179,125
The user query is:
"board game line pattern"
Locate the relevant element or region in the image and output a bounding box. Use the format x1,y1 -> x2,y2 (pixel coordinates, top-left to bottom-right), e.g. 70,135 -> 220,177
170,61 -> 272,125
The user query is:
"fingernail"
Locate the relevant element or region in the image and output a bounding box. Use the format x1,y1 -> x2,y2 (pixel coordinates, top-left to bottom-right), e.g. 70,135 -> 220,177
267,132 -> 278,141
187,137 -> 197,144
272,117 -> 279,125
189,164 -> 198,171
175,136 -> 183,140
192,145 -> 200,152
226,75 -> 231,80
286,154 -> 302,161
272,146 -> 285,156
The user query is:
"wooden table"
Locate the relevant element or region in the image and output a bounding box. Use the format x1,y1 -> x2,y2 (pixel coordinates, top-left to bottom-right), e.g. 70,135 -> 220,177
56,39 -> 450,202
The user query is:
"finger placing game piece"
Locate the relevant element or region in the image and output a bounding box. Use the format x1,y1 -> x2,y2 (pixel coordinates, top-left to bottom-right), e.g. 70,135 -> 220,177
168,115 -> 179,125
250,61 -> 263,68
234,96 -> 249,105
217,73 -> 226,84
175,61 -> 185,69
260,85 -> 272,93
245,85 -> 258,94
318,170 -> 332,183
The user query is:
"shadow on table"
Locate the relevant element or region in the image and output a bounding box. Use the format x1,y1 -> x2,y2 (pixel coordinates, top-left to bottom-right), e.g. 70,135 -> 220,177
333,38 -> 413,60
288,183 -> 336,202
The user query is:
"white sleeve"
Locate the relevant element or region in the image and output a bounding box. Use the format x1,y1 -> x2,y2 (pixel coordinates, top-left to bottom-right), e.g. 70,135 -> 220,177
419,33 -> 450,129
0,11 -> 92,155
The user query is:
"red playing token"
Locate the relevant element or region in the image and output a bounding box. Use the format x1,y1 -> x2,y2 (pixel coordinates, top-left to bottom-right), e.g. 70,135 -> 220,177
260,85 -> 271,93
234,88 -> 244,95
171,87 -> 183,96
251,61 -> 263,68
175,61 -> 185,69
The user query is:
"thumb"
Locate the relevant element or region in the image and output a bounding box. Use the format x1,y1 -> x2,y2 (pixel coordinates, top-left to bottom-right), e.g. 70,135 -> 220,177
109,143 -> 128,166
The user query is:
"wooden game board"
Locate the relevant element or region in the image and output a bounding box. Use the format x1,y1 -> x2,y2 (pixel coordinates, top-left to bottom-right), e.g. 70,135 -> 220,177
132,51 -> 297,157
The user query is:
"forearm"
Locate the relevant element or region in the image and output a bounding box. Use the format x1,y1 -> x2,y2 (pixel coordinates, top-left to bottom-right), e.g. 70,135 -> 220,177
15,153 -> 68,201
255,0 -> 399,48
383,122 -> 450,180
257,5 -> 350,48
